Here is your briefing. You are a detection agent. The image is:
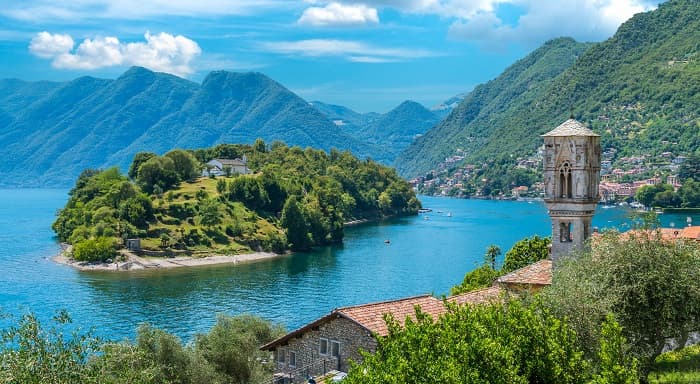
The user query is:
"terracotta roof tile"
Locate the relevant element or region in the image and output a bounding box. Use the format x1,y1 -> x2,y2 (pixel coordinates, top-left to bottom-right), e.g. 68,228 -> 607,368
496,259 -> 552,286
448,285 -> 503,306
337,295 -> 445,337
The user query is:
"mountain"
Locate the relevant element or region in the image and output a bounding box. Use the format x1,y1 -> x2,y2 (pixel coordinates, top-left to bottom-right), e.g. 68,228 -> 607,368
0,67 -> 371,187
311,100 -> 440,163
430,93 -> 467,119
398,0 -> 700,178
396,37 -> 593,177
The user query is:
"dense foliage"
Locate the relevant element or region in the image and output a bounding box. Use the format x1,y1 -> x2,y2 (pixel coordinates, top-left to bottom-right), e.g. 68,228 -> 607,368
399,0 -> 700,191
344,299 -> 637,384
451,236 -> 550,295
0,311 -> 283,384
53,142 -> 420,256
635,180 -> 700,208
541,227 -> 700,378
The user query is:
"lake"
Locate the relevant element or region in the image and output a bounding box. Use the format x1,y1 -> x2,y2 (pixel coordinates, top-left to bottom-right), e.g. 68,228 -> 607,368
1,189 -> 697,341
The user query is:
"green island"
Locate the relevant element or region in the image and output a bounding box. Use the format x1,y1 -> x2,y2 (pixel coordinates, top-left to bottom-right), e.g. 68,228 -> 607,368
52,140 -> 420,265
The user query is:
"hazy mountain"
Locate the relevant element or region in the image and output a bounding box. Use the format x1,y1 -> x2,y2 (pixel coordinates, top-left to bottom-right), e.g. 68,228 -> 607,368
0,67 -> 371,186
398,0 -> 700,178
312,100 -> 440,163
430,93 -> 467,119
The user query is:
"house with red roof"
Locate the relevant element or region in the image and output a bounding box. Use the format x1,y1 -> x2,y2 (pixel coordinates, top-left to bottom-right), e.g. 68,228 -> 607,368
260,260 -> 552,383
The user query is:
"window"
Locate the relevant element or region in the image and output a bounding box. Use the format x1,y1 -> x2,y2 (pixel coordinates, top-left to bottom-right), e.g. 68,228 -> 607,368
560,222 -> 572,243
320,338 -> 329,355
558,161 -> 572,198
277,348 -> 286,364
331,341 -> 340,358
289,351 -> 296,368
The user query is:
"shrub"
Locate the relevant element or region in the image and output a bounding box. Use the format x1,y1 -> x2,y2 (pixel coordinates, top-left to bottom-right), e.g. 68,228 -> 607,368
72,237 -> 116,262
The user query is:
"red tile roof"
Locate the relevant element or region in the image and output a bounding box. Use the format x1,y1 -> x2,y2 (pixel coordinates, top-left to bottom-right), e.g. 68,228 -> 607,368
338,295 -> 444,337
448,285 -> 503,306
496,259 -> 552,286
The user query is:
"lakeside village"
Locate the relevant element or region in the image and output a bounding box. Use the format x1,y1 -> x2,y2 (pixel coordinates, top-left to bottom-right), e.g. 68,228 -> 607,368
412,144 -> 691,207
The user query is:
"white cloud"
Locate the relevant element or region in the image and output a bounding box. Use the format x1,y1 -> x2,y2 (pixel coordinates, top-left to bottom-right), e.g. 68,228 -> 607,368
29,31 -> 201,77
28,31 -> 75,58
446,0 -> 656,46
334,0 -> 657,45
298,2 -> 379,26
262,39 -> 435,62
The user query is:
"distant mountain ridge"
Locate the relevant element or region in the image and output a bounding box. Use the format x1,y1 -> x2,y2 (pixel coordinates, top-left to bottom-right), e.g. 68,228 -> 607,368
397,0 -> 700,178
0,67 -> 374,187
311,100 -> 441,163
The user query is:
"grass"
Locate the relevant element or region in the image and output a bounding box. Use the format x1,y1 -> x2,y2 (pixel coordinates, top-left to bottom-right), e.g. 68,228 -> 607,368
137,176 -> 283,255
648,344 -> 700,383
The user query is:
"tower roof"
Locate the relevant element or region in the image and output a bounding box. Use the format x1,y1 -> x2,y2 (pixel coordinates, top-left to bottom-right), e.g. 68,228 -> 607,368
542,119 -> 599,137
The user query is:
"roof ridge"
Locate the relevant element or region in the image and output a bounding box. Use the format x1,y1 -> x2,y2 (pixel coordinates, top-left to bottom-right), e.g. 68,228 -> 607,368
335,294 -> 436,312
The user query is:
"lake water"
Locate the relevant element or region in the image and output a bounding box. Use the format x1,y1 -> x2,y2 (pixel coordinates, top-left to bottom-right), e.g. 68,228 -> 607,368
1,189 -> 698,341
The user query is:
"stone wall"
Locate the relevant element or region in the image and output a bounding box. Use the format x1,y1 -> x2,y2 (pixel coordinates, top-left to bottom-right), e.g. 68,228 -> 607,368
273,316 -> 377,378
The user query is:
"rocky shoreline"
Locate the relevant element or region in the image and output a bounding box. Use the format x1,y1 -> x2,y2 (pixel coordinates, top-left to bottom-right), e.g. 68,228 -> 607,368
53,245 -> 286,272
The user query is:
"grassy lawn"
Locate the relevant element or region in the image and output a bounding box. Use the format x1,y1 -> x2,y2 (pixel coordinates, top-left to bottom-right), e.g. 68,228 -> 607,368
648,344 -> 700,383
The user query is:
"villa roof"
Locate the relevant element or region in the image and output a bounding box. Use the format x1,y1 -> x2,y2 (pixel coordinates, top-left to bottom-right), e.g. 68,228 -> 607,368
448,285 -> 503,306
210,158 -> 246,166
337,295 -> 445,337
496,259 -> 552,286
261,260 -> 553,351
542,119 -> 599,137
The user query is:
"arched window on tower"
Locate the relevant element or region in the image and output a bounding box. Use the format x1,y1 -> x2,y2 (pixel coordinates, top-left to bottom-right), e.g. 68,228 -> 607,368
558,161 -> 572,198
560,222 -> 572,243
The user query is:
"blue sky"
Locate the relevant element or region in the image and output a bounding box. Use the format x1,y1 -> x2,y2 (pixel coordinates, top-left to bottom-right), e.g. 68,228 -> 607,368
0,0 -> 661,112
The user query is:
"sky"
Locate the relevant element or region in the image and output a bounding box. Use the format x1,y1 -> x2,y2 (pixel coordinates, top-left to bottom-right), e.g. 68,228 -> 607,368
0,0 -> 662,113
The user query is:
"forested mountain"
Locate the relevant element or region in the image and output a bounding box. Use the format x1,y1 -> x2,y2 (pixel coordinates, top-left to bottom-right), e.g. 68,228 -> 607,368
398,0 -> 700,178
396,37 -> 593,177
312,100 -> 440,163
0,68 -> 371,187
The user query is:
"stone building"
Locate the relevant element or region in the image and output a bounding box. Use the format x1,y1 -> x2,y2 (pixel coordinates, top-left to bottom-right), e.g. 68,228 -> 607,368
260,261 -> 553,383
542,119 -> 601,260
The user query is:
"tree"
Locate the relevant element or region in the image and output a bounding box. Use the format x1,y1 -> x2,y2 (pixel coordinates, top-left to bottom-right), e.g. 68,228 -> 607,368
484,244 -> 501,270
128,152 -> 157,180
280,196 -> 311,251
136,156 -> 178,194
72,237 -> 116,262
502,235 -> 550,273
591,314 -> 639,384
542,229 -> 700,378
678,179 -> 700,207
678,154 -> 700,182
165,149 -> 200,182
253,138 -> 267,153
344,299 -> 595,384
198,198 -> 222,228
450,264 -> 498,295
0,310 -> 102,384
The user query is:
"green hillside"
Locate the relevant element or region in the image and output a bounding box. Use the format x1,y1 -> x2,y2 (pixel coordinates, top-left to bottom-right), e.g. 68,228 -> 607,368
0,68 -> 372,187
397,0 -> 700,180
53,142 -> 420,260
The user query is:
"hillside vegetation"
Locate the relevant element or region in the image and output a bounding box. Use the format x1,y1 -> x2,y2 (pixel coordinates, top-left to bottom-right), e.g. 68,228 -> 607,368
53,142 -> 420,261
398,0 -> 700,183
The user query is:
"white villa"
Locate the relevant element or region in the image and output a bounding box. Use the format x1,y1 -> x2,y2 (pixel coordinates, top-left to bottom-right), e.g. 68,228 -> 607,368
202,157 -> 250,177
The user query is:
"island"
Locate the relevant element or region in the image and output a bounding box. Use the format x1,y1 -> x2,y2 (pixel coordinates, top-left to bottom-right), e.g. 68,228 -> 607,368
53,141 -> 421,270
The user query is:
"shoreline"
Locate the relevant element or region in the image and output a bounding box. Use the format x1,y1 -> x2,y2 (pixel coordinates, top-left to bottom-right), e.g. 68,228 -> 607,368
53,246 -> 286,272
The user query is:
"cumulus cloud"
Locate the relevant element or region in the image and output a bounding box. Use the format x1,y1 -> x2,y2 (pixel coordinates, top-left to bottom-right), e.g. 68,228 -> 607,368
448,0 -> 657,46
328,0 -> 658,45
29,31 -> 201,77
263,39 -> 434,62
298,2 -> 379,26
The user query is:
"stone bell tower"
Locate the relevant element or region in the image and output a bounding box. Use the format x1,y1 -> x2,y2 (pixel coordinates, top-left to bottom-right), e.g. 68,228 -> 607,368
542,119 -> 601,260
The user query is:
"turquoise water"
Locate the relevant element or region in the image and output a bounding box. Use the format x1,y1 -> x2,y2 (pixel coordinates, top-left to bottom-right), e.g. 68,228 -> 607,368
1,189 -> 698,341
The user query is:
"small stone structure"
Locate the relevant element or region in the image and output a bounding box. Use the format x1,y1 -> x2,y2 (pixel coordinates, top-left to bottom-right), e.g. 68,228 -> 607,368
542,119 -> 601,260
125,238 -> 141,251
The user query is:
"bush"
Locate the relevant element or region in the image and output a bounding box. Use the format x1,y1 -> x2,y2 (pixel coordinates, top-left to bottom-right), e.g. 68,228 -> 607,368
72,237 -> 116,262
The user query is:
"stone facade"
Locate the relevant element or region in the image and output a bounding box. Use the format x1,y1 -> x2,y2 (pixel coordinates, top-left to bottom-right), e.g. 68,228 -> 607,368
542,119 -> 601,260
271,316 -> 377,380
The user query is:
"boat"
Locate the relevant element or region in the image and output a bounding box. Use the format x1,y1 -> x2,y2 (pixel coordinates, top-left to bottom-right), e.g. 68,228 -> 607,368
384,239 -> 390,244
447,212 -> 452,217
424,216 -> 429,220
418,208 -> 432,213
